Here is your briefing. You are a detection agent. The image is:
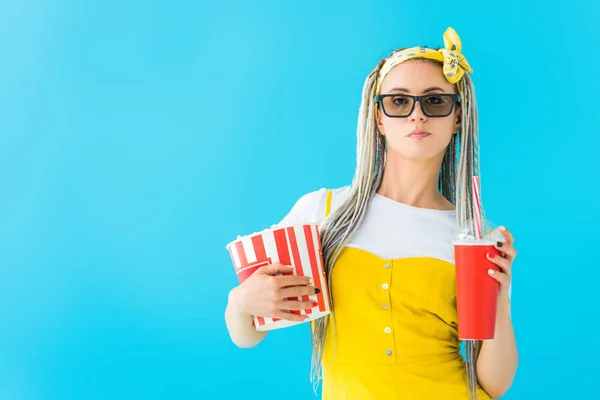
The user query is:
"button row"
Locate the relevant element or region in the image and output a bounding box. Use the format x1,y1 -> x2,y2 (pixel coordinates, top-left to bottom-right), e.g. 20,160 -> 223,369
383,262 -> 393,358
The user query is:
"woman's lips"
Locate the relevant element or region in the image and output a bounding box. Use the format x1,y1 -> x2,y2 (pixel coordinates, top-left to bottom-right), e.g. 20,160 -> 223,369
407,130 -> 431,140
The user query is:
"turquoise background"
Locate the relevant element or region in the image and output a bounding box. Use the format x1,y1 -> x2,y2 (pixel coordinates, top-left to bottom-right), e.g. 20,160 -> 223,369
1,0 -> 597,399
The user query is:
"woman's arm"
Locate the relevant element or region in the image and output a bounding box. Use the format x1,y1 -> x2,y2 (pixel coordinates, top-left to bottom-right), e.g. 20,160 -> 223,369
476,226 -> 519,398
225,286 -> 268,348
224,264 -> 315,348
476,295 -> 518,398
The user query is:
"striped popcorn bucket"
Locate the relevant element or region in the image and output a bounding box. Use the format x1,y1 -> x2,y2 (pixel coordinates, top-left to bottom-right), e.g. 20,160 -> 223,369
226,223 -> 332,331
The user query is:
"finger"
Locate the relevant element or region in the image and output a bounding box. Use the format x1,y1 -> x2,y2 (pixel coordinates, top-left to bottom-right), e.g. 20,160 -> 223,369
487,252 -> 512,278
280,285 -> 320,298
487,268 -> 511,288
280,300 -> 318,311
277,274 -> 313,288
259,263 -> 294,276
275,310 -> 310,322
494,240 -> 506,257
498,226 -> 514,245
496,241 -> 517,261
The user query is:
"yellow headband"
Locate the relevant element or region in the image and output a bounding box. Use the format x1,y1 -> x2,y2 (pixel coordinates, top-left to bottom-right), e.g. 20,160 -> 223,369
375,27 -> 473,96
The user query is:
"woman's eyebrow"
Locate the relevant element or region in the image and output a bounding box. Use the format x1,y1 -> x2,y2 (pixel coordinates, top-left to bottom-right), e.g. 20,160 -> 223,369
388,87 -> 447,93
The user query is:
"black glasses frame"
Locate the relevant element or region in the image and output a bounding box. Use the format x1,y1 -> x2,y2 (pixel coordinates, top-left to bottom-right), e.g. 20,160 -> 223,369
374,93 -> 461,118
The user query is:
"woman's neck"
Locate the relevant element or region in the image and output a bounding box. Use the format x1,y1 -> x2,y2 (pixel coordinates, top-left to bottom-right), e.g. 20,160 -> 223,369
376,155 -> 454,211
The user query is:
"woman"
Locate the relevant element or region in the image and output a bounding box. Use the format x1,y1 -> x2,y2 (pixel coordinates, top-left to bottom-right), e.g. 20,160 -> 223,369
225,27 -> 518,399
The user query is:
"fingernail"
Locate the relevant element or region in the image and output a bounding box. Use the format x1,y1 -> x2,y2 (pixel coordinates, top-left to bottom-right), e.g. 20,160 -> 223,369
312,301 -> 319,307
499,226 -> 506,231
496,241 -> 503,248
488,269 -> 495,275
488,252 -> 495,258
308,278 -> 313,285
315,288 -> 321,294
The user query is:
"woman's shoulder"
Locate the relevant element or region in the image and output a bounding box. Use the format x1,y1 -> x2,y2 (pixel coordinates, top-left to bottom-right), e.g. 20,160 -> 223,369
297,185 -> 351,203
328,185 -> 352,213
276,185 -> 351,227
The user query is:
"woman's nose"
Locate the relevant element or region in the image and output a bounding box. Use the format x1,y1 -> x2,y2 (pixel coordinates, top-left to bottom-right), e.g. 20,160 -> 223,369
409,100 -> 427,121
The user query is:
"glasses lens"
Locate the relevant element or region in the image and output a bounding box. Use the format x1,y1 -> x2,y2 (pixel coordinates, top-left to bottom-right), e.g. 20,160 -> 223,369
422,95 -> 454,116
381,95 -> 414,117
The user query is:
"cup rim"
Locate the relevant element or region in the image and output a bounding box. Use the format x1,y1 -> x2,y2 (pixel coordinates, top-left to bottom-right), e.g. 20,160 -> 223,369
452,239 -> 497,246
225,222 -> 321,250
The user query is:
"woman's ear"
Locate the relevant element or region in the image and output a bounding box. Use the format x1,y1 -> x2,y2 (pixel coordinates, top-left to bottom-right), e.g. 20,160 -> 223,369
376,108 -> 386,136
453,106 -> 462,134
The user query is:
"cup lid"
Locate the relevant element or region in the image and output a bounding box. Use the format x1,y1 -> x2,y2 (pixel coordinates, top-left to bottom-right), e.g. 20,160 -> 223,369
453,218 -> 504,244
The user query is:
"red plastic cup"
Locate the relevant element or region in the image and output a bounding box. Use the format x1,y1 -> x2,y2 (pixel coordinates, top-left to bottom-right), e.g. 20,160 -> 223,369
453,240 -> 502,340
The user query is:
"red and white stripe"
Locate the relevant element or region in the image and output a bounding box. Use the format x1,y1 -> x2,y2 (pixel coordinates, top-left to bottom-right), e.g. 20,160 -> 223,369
227,223 -> 331,330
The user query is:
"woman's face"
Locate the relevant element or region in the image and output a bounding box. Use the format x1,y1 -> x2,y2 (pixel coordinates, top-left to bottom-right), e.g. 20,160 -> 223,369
376,60 -> 461,162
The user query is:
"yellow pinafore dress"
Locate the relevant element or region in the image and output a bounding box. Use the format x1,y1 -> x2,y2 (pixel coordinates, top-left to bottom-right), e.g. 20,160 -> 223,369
319,190 -> 491,400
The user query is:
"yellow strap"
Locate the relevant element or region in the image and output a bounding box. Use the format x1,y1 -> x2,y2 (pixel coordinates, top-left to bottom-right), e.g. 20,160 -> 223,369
325,189 -> 332,218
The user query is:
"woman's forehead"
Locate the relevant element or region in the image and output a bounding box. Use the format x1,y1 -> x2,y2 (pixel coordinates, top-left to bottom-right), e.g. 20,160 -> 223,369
379,60 -> 455,94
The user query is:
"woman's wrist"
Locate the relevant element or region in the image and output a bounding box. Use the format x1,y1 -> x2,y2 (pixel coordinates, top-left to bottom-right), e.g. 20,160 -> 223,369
496,294 -> 512,321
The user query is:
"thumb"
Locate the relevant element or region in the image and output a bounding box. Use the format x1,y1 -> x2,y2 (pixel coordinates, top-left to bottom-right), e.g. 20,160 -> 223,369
259,263 -> 294,276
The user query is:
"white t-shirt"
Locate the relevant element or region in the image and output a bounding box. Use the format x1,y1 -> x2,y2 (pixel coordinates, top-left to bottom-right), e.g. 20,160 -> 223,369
277,185 -> 512,299
277,186 -> 457,263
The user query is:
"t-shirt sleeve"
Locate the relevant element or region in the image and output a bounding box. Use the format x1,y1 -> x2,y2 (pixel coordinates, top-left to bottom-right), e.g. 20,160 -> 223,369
274,188 -> 328,228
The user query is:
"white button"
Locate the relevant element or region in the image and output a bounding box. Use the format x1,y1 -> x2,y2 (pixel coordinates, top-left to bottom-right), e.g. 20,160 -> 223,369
384,263 -> 391,269
384,327 -> 391,334
382,283 -> 389,290
382,304 -> 389,310
386,349 -> 393,356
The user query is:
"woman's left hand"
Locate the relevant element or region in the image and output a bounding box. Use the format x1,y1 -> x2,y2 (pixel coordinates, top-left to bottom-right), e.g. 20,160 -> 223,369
486,226 -> 517,299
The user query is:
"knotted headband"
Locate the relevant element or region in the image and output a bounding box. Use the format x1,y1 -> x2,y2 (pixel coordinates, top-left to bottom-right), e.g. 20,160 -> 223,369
375,27 -> 473,96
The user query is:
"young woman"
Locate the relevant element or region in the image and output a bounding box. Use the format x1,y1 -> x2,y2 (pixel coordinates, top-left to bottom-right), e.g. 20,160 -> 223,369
225,27 -> 518,400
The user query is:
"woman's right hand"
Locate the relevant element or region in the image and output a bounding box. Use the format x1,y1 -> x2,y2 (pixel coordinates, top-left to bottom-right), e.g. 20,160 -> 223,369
229,263 -> 321,322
